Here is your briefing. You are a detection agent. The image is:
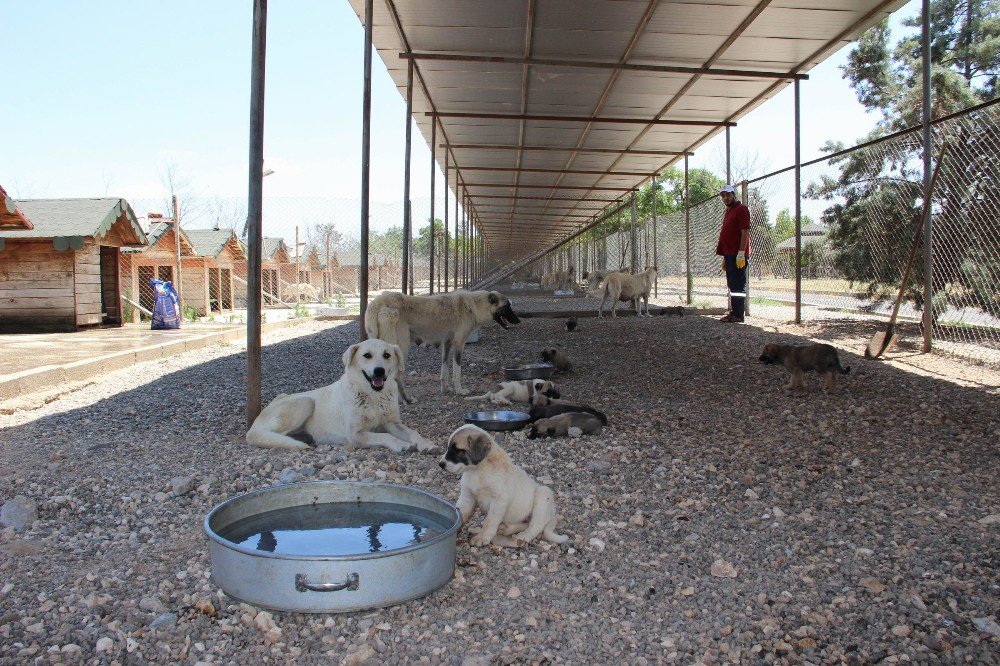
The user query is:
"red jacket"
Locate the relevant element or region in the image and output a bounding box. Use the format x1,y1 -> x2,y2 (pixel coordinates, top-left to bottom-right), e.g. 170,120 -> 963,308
716,202 -> 750,256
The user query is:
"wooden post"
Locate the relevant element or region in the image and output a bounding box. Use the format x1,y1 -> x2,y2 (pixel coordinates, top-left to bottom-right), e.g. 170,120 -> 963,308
921,0 -> 933,352
742,179 -> 750,317
652,174 -> 658,297
172,195 -> 183,309
685,155 -> 692,305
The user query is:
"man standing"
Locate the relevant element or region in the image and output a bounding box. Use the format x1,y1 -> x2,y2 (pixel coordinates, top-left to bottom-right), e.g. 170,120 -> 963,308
715,184 -> 750,323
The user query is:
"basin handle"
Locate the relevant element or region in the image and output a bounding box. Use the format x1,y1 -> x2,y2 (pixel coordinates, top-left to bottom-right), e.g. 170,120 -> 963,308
295,573 -> 359,593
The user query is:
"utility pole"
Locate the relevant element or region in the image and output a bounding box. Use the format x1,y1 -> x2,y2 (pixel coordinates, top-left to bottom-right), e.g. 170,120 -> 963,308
172,194 -> 183,309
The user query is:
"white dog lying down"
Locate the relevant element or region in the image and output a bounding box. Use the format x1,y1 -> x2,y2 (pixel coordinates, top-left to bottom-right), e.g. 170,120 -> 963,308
247,339 -> 435,453
439,425 -> 568,547
598,266 -> 658,318
463,379 -> 559,405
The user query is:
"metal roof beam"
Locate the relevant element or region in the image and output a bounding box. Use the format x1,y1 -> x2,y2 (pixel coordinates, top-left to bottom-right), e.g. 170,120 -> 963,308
427,112 -> 734,127
464,183 -> 637,191
402,52 -> 808,81
443,143 -> 692,156
459,166 -> 657,177
469,195 -> 622,202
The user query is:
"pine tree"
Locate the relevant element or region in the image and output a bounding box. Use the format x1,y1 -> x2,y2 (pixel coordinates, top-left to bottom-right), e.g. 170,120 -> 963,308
817,1 -> 999,311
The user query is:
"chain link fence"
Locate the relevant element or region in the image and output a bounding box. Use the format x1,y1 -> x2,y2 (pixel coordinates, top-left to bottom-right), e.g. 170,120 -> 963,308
502,99 -> 999,366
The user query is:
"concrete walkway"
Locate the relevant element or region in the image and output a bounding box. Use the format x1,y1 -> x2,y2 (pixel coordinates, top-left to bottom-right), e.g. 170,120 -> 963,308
0,317 -> 341,402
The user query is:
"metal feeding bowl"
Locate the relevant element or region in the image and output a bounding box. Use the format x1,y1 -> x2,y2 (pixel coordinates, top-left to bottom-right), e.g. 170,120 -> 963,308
204,481 -> 460,613
502,363 -> 555,381
461,410 -> 532,431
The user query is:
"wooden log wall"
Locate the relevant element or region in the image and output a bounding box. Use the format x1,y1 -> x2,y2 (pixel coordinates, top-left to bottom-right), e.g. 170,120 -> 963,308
0,240 -> 77,331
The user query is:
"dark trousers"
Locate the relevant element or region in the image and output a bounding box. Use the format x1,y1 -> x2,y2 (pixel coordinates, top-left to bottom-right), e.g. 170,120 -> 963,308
723,255 -> 747,317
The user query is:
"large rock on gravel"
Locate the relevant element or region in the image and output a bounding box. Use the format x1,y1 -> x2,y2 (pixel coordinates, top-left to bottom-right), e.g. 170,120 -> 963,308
150,612 -> 177,630
139,597 -> 166,613
1,497 -> 37,530
169,476 -> 196,497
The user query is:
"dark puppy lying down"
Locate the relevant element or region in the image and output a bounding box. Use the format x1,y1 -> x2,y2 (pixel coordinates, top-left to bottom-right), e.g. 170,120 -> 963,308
528,394 -> 608,425
528,412 -> 604,439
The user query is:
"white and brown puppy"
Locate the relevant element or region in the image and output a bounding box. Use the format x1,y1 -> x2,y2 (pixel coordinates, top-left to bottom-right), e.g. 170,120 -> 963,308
527,412 -> 604,439
439,425 -> 568,547
464,379 -> 560,406
247,339 -> 435,453
541,347 -> 572,373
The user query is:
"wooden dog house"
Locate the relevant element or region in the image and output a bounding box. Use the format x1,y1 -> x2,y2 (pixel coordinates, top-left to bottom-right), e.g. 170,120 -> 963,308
182,229 -> 246,316
0,196 -> 147,332
120,219 -> 197,320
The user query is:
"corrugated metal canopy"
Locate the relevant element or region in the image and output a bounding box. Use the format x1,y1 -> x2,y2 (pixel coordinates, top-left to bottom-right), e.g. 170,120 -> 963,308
347,0 -> 907,260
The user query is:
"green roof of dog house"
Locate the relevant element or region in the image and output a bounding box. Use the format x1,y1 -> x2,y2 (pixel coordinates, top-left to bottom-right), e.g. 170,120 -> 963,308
183,228 -> 247,260
0,197 -> 147,252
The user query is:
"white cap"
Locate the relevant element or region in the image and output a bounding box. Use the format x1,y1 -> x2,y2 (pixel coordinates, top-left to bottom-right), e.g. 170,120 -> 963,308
719,184 -> 737,194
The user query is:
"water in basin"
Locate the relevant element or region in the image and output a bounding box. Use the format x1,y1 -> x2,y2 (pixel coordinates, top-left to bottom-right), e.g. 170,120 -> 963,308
218,501 -> 452,556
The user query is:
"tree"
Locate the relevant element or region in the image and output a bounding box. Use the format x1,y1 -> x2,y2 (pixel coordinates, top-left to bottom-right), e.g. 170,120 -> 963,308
817,1 -> 1000,311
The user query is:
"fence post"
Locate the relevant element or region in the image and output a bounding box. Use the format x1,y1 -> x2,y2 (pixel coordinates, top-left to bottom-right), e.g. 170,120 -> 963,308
685,155 -> 692,305
921,0 -> 933,352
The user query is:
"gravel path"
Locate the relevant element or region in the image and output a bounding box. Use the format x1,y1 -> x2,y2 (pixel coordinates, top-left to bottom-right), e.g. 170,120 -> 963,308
1,307 -> 998,664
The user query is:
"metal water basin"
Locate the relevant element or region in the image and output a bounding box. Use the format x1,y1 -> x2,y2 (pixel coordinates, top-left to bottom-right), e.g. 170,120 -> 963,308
204,481 -> 460,613
461,410 -> 531,431
502,363 -> 555,380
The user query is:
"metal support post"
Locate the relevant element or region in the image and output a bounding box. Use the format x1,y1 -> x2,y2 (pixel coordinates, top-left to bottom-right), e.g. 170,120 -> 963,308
359,0 -> 373,338
742,179 -> 750,317
630,191 -> 638,272
246,0 -> 267,425
921,0 -> 934,352
726,125 -> 731,185
684,155 -> 691,305
794,77 -> 802,324
402,58 -> 413,294
428,121 -> 436,293
454,189 -> 459,289
651,175 -> 658,297
443,155 -> 449,292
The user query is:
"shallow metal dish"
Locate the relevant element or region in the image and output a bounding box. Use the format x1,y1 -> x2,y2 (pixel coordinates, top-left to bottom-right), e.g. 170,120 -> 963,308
461,410 -> 532,431
204,481 -> 460,613
503,363 -> 555,380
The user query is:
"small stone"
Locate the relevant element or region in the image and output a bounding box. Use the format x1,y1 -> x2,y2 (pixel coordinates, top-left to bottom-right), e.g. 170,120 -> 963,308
588,537 -> 606,552
254,610 -> 276,633
61,644 -> 81,654
567,427 -> 583,438
860,578 -> 886,594
95,637 -> 114,653
797,637 -> 818,650
169,476 -> 195,497
194,598 -> 216,616
139,597 -> 166,613
972,616 -> 1000,637
153,492 -> 170,503
344,643 -> 377,666
461,654 -> 492,666
680,587 -> 695,596
978,514 -> 1000,525
277,468 -> 305,485
892,625 -> 911,637
910,594 -> 927,612
1,497 -> 37,530
506,586 -> 522,599
710,559 -> 737,578
585,460 -> 611,475
744,489 -> 759,500
772,507 -> 786,518
150,612 -> 177,630
629,511 -> 645,527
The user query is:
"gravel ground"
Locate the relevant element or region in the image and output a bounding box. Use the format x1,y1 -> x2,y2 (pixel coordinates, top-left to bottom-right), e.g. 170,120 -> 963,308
1,302 -> 998,665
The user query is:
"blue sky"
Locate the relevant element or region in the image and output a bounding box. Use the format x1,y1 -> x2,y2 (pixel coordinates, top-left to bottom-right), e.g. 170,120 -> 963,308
1,1 -> 918,211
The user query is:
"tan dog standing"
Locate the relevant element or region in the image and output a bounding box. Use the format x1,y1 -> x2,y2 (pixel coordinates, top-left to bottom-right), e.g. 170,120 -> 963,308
439,425 -> 568,547
598,267 -> 658,318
